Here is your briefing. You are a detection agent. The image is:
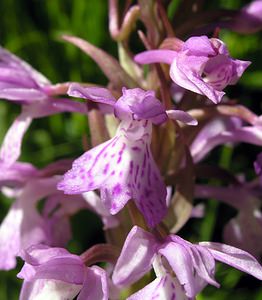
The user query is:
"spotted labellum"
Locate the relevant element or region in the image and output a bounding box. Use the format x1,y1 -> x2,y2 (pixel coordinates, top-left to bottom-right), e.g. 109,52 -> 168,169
58,84 -> 196,227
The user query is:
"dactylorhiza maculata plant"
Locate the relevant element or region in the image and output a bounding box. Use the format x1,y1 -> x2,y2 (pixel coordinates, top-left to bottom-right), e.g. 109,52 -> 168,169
0,1 -> 262,299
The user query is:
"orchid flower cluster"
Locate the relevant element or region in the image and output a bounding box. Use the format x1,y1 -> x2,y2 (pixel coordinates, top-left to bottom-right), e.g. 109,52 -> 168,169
1,1 -> 262,299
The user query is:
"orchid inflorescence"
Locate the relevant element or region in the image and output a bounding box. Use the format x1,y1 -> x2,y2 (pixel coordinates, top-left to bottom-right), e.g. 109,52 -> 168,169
0,1 -> 262,299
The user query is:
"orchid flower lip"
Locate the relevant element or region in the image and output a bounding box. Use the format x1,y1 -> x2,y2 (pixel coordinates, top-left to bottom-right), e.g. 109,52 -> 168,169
135,36 -> 250,104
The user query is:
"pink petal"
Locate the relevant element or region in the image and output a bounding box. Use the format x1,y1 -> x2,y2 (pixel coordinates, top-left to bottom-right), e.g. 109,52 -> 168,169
0,161 -> 37,188
112,226 -> 158,287
135,50 -> 177,65
159,242 -> 202,298
0,46 -> 50,88
58,120 -> 167,227
200,242 -> 262,280
128,275 -> 188,300
170,54 -> 225,104
78,266 -> 109,300
223,212 -> 262,260
0,88 -> 47,101
68,83 -> 116,106
166,109 -> 198,125
0,111 -> 32,165
0,178 -> 60,270
182,36 -> 216,56
18,245 -> 85,284
19,279 -> 81,300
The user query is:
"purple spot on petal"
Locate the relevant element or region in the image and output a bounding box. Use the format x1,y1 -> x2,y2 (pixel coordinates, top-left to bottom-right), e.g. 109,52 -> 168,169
111,202 -> 117,210
88,181 -> 94,188
103,163 -> 110,175
129,161 -> 134,175
112,184 -> 122,195
134,165 -> 139,183
131,146 -> 141,152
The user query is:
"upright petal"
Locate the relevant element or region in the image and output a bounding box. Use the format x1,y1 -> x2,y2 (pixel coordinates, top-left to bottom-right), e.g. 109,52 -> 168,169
159,241 -> 203,298
78,266 -> 109,300
0,110 -> 32,165
112,226 -> 158,286
0,178 -> 60,270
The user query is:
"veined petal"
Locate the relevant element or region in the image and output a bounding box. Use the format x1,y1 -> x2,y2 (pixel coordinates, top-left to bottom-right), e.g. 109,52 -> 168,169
0,111 -> 32,165
0,46 -> 50,88
182,36 -> 216,56
190,117 -> 241,163
0,87 -> 47,101
18,245 -> 85,284
78,266 -> 109,300
0,201 -> 25,270
20,244 -> 78,266
223,212 -> 262,260
0,161 -> 37,188
57,137 -> 120,194
166,110 -> 198,125
58,120 -> 167,227
127,275 -> 188,300
0,67 -> 38,88
200,242 -> 262,280
49,98 -> 88,115
0,178 -> 60,270
68,83 -> 116,106
0,200 -> 46,270
19,279 -> 81,300
159,242 -> 201,298
170,54 -> 225,104
189,245 -> 219,288
112,226 -> 158,287
23,98 -> 88,119
135,50 -> 177,65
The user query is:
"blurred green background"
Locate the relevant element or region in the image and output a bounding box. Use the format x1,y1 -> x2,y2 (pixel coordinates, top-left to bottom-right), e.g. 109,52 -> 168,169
0,0 -> 261,299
